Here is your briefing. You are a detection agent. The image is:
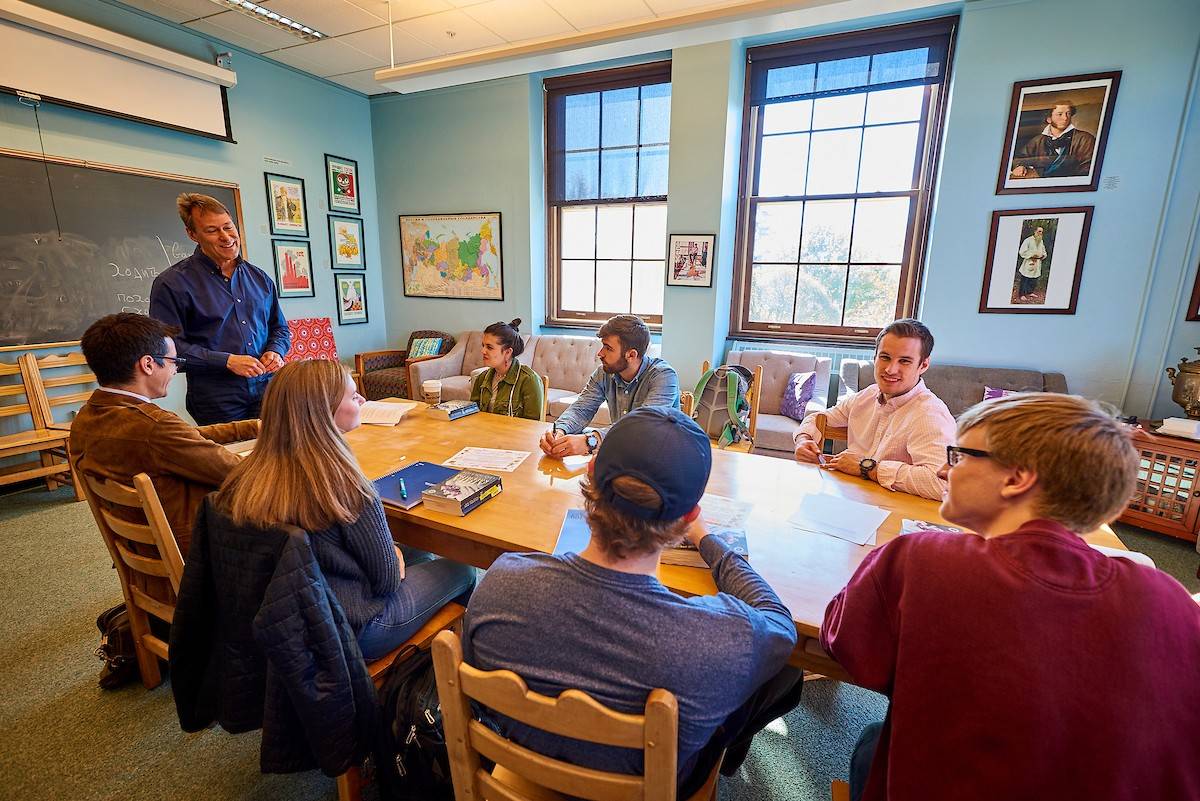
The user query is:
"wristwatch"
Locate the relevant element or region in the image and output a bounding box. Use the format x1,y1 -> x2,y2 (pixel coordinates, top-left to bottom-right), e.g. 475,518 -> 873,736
585,431 -> 600,454
859,458 -> 877,480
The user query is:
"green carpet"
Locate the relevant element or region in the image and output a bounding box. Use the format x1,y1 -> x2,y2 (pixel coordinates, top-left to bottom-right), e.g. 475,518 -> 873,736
0,486 -> 1194,800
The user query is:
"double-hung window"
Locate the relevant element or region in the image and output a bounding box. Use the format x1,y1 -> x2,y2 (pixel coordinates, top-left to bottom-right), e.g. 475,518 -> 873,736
732,19 -> 956,341
545,62 -> 672,327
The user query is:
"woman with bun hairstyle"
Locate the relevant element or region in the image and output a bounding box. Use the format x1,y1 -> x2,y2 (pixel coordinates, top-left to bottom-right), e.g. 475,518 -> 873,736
470,319 -> 545,421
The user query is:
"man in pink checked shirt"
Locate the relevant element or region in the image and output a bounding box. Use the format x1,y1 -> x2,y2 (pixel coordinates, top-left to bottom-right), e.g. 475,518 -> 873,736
792,319 -> 954,501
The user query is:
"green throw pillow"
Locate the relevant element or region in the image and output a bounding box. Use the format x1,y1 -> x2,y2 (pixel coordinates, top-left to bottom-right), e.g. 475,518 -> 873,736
409,337 -> 443,359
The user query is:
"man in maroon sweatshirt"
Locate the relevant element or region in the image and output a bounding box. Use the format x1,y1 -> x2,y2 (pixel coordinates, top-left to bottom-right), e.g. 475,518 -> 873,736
822,392 -> 1200,801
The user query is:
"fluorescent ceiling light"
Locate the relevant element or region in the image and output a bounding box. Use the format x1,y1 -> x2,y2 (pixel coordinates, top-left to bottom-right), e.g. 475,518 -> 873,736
209,0 -> 326,42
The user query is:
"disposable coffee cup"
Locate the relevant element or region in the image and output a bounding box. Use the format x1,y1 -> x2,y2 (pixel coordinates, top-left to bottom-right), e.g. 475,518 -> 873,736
422,379 -> 442,405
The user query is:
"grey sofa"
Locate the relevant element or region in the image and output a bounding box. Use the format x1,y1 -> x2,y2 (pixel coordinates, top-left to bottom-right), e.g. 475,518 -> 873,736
839,360 -> 1069,417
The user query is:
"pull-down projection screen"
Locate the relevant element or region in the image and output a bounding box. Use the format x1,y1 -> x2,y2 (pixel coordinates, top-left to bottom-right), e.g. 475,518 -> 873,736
0,1 -> 236,141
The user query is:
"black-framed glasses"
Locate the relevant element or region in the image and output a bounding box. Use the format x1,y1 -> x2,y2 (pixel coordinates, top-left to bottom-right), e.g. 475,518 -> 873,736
150,354 -> 187,367
946,445 -> 991,467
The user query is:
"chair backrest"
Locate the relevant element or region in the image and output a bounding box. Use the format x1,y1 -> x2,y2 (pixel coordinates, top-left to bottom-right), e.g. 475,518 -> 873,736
81,472 -> 184,650
1,355 -> 38,430
285,317 -> 340,363
432,630 -> 681,801
16,350 -> 95,428
541,373 -> 550,421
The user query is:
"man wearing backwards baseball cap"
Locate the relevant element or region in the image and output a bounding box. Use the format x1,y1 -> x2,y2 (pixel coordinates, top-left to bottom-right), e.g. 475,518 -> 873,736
463,407 -> 802,790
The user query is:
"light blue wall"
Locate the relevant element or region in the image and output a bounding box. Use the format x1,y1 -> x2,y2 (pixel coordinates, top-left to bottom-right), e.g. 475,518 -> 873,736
0,0 -> 387,420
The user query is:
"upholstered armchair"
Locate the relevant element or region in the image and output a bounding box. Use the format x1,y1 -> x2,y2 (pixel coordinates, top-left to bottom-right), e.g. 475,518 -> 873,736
355,330 -> 456,401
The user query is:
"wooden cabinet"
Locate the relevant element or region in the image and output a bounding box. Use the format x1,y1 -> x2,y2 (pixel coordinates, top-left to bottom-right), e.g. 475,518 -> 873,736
1120,426 -> 1200,542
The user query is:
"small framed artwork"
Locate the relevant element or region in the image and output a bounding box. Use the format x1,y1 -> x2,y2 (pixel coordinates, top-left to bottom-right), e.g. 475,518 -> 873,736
399,212 -> 503,300
328,214 -> 365,270
325,154 -> 361,215
996,71 -> 1121,195
979,207 -> 1093,315
265,172 -> 308,237
272,239 -> 315,298
666,234 -> 715,288
334,272 -> 368,325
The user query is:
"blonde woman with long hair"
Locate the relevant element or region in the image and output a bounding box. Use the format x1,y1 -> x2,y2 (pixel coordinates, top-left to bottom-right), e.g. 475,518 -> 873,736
215,359 -> 475,659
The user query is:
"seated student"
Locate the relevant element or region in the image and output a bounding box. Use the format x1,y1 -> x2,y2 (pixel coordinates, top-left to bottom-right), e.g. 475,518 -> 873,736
467,407 -> 802,791
539,314 -> 679,458
71,312 -> 258,557
793,318 -> 954,501
824,393 -> 1200,801
213,359 -> 475,660
470,319 -> 544,421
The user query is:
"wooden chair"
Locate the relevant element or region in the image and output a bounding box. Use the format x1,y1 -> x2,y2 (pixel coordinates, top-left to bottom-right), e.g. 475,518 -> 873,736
432,629 -> 723,801
811,412 -> 848,453
541,373 -> 551,421
0,352 -> 89,499
832,779 -> 851,801
335,601 -> 467,801
356,330 -> 457,401
697,360 -> 763,452
80,471 -> 183,689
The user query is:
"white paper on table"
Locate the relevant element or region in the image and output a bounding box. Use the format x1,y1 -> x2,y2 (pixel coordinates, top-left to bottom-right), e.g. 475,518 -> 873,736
560,454 -> 591,471
1088,543 -> 1155,568
789,493 -> 890,546
700,493 -> 752,530
359,400 -> 419,426
224,439 -> 255,458
443,447 -> 531,472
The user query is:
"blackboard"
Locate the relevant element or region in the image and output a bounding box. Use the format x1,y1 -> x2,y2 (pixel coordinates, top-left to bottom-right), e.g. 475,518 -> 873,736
0,151 -> 242,347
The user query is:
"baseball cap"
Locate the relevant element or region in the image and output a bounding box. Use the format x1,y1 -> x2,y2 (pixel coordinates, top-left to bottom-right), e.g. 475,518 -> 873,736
592,406 -> 712,521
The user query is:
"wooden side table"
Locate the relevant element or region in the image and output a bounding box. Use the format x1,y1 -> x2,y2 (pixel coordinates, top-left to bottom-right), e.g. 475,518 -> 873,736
1120,424 -> 1200,543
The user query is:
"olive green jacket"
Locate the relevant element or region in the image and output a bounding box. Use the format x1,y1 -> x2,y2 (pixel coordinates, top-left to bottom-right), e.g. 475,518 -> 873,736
470,359 -> 544,421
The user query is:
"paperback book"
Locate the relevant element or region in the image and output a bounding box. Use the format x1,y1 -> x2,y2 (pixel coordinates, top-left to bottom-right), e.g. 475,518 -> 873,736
421,469 -> 502,516
661,528 -> 749,568
427,400 -> 479,421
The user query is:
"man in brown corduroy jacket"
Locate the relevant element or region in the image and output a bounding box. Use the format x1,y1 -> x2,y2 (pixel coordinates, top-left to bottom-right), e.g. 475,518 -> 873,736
70,313 -> 259,558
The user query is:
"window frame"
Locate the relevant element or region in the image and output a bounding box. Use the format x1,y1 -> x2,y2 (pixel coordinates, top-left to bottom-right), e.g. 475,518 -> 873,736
730,17 -> 958,344
544,60 -> 673,330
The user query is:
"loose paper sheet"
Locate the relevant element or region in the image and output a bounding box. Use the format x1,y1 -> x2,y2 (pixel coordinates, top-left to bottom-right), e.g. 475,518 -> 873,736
359,400 -> 419,426
789,494 -> 890,546
223,439 -> 255,458
700,493 -> 752,530
444,447 -> 531,472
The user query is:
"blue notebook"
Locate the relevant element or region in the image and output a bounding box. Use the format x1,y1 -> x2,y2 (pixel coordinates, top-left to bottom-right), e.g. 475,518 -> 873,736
553,509 -> 592,555
375,461 -> 457,510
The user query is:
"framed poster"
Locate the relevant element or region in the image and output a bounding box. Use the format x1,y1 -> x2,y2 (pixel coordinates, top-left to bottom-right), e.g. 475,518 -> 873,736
272,239 -> 314,298
979,207 -> 1093,314
325,154 -> 361,215
264,172 -> 308,237
335,272 -> 368,324
996,71 -> 1121,195
666,234 -> 715,287
399,212 -> 503,300
328,214 -> 365,270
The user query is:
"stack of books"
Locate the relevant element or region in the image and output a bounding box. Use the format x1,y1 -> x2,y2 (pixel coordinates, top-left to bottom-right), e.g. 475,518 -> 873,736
1157,417 -> 1200,440
427,400 -> 479,421
422,470 -> 502,516
661,529 -> 749,568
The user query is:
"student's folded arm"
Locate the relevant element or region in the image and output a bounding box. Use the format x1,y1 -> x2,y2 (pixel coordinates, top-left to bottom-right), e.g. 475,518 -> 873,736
553,369 -> 606,435
820,544 -> 902,694
343,498 -> 402,595
150,414 -> 244,487
701,537 -> 796,641
195,419 -> 260,445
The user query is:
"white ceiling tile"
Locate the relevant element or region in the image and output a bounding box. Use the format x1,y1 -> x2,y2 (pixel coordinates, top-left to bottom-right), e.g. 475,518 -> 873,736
397,8 -> 504,54
543,0 -> 654,29
336,25 -> 441,63
186,10 -> 309,51
342,0 -> 455,21
641,0 -> 727,13
118,0 -> 224,22
261,0 -> 385,36
327,68 -> 396,95
267,38 -> 383,76
463,0 -> 575,41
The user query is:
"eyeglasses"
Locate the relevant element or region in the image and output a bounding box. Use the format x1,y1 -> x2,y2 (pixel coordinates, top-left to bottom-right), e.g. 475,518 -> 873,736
150,355 -> 187,367
946,445 -> 991,467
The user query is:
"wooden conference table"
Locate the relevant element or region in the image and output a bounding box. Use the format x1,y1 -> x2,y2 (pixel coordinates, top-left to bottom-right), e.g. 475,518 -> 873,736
345,407 -> 1125,682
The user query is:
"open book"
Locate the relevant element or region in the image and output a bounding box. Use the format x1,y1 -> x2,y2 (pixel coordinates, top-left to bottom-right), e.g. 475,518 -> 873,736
360,400 -> 419,426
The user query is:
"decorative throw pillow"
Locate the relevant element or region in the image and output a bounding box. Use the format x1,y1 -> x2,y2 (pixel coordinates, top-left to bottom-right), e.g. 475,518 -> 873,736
781,371 -> 817,422
983,385 -> 1018,401
408,337 -> 443,359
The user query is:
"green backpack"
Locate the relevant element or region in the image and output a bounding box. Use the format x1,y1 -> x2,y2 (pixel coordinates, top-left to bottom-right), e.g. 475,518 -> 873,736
692,365 -> 754,448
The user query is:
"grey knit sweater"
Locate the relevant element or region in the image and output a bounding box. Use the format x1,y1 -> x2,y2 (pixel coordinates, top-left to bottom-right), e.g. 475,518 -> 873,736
306,497 -> 400,632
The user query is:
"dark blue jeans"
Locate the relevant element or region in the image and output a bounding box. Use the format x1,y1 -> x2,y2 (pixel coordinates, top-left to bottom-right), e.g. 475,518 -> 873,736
357,555 -> 476,661
850,721 -> 883,801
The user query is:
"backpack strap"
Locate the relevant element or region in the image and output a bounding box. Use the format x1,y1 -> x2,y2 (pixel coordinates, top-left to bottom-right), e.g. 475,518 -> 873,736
725,369 -> 751,437
692,368 -> 716,408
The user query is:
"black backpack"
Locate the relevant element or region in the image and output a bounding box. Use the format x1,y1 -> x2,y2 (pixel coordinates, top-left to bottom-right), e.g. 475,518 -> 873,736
374,644 -> 454,801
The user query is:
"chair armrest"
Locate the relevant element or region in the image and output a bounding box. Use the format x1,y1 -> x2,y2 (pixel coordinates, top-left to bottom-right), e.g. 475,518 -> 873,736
355,349 -> 406,376
409,351 -> 466,386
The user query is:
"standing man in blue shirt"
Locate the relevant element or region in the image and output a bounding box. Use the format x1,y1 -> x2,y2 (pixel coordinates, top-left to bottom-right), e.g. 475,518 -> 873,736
539,314 -> 679,458
150,193 -> 291,425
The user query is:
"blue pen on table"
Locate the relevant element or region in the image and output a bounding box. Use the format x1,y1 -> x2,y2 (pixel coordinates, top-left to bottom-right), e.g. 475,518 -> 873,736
399,478 -> 408,499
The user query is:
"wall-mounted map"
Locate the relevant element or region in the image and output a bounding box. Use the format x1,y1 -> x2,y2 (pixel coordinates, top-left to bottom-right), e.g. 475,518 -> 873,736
399,212 -> 503,301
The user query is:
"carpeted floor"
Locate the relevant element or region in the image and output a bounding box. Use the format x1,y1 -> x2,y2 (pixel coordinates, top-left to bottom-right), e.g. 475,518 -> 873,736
0,486 -> 1195,800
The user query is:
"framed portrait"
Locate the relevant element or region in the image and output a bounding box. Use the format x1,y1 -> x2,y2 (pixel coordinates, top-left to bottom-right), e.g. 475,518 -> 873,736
325,154 -> 361,215
399,212 -> 503,300
264,172 -> 308,237
328,214 -> 365,270
979,207 -> 1093,315
996,71 -> 1121,195
271,239 -> 314,298
334,272 -> 368,325
666,234 -> 715,288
